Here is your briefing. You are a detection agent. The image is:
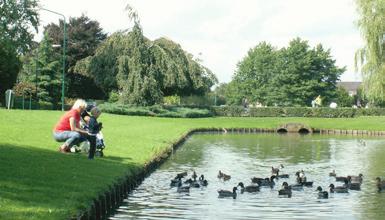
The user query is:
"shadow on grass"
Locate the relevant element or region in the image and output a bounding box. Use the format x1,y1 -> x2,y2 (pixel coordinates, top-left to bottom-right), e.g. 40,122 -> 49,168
0,143 -> 141,219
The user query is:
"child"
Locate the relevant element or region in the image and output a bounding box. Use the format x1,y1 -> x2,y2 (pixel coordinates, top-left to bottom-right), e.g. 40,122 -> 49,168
87,106 -> 102,159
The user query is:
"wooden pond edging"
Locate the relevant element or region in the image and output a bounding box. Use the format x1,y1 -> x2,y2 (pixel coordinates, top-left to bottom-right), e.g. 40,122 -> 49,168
72,127 -> 385,220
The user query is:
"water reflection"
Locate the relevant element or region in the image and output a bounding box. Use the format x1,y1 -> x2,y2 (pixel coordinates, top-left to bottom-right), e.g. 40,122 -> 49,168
111,133 -> 385,220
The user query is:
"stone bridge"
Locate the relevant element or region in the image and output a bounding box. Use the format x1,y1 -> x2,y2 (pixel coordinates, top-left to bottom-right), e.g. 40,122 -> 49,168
276,123 -> 313,134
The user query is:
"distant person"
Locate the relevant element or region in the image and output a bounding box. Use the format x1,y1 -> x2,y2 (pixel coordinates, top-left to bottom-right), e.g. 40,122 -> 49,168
87,106 -> 102,159
242,98 -> 249,109
53,99 -> 89,153
312,95 -> 322,107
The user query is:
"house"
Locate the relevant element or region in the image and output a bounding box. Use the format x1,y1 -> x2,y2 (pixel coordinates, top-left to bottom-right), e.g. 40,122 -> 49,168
337,81 -> 361,96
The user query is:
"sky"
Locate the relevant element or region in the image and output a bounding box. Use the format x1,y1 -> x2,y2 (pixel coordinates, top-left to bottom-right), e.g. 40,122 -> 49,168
36,0 -> 364,83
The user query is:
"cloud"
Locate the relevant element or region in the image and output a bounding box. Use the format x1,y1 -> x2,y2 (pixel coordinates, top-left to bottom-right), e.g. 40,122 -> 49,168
37,0 -> 364,83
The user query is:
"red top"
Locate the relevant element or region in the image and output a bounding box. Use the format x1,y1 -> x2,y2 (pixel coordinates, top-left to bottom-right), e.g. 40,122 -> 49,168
54,109 -> 80,132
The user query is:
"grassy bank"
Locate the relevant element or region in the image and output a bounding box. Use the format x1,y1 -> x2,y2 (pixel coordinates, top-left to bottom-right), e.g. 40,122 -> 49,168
1,109 -> 385,219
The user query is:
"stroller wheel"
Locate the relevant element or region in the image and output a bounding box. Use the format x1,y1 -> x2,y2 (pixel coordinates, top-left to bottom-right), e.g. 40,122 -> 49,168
95,150 -> 104,157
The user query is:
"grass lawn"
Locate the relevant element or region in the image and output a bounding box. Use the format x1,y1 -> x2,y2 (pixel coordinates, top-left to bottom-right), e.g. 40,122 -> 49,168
1,109 -> 385,219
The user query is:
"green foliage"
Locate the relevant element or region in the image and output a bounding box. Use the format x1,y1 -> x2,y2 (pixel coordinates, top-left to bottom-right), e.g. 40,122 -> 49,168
75,22 -> 217,106
98,102 -> 213,118
18,33 -> 61,104
355,0 -> 385,101
180,95 -> 214,106
0,0 -> 39,99
43,14 -> 107,99
212,106 -> 385,118
12,81 -> 36,97
108,90 -> 120,103
335,87 -> 355,107
163,95 -> 181,105
229,38 -> 345,106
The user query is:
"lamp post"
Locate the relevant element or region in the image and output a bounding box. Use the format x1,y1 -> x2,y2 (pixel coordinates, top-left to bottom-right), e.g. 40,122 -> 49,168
39,7 -> 66,111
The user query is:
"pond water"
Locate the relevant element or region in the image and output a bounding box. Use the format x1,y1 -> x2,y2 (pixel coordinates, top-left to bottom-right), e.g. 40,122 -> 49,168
110,133 -> 385,220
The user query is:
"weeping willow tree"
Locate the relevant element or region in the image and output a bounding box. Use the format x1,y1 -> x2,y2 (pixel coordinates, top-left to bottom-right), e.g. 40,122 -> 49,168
74,4 -> 217,105
355,0 -> 385,102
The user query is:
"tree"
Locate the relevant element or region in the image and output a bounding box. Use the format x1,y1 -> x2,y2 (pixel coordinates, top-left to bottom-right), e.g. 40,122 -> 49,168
355,0 -> 385,103
74,4 -> 217,105
44,14 -> 107,98
335,87 -> 354,107
232,42 -> 278,105
118,24 -> 163,105
18,33 -> 61,105
230,38 -> 345,106
0,0 -> 39,101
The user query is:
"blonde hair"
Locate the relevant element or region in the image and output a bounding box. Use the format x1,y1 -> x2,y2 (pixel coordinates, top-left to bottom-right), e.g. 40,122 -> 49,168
90,106 -> 101,116
72,99 -> 87,110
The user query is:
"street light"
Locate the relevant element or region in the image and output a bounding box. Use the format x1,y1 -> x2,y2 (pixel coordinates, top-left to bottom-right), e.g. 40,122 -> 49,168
39,7 -> 66,111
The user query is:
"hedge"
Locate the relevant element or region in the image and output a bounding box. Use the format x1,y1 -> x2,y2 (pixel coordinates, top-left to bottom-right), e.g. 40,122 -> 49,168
99,103 -> 213,118
98,103 -> 385,118
211,106 -> 385,118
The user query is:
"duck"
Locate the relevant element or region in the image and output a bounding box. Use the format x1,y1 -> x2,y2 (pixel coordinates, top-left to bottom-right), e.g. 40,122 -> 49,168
251,177 -> 265,183
295,170 -> 313,186
177,182 -> 190,193
237,182 -> 260,193
184,178 -> 193,184
217,170 -> 224,178
335,176 -> 349,182
276,174 -> 290,178
170,177 -> 182,187
348,174 -> 363,184
348,182 -> 361,191
278,182 -> 292,198
289,183 -> 304,191
329,170 -> 337,177
272,164 -> 284,175
192,170 -> 198,181
217,170 -> 231,180
329,183 -> 348,193
376,177 -> 385,192
296,170 -> 307,183
190,181 -> 200,188
222,173 -> 231,181
255,175 -> 276,188
199,175 -> 208,186
175,171 -> 188,179
316,186 -> 329,199
218,187 -> 237,199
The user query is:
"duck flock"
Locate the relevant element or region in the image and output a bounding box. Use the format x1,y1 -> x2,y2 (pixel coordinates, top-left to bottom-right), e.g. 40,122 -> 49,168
169,165 -> 385,199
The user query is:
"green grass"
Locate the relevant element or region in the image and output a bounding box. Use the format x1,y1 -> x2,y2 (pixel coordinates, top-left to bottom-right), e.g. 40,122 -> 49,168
1,109 -> 385,219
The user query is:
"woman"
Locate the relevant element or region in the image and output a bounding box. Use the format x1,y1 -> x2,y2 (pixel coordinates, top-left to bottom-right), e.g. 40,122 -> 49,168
53,99 -> 89,153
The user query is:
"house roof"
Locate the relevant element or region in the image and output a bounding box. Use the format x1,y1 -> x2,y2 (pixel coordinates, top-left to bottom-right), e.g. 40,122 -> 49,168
337,81 -> 361,91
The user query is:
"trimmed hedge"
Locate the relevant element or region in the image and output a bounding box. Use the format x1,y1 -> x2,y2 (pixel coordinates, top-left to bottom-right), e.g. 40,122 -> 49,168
212,106 -> 385,118
99,103 -> 213,118
98,103 -> 385,118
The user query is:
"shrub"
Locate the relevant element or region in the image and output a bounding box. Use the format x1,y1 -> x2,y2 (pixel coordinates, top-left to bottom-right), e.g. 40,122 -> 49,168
108,91 -> 119,103
163,95 -> 180,105
212,106 -> 385,118
98,102 -> 214,118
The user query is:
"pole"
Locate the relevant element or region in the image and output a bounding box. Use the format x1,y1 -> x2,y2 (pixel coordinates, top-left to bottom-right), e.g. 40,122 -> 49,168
35,49 -> 38,102
39,8 -> 66,111
62,18 -> 66,111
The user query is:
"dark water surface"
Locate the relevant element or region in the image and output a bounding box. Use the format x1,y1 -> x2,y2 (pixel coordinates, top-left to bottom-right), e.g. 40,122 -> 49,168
110,133 -> 385,220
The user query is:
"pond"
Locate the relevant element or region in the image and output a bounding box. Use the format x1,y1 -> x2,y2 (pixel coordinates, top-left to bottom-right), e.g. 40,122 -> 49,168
110,133 -> 385,220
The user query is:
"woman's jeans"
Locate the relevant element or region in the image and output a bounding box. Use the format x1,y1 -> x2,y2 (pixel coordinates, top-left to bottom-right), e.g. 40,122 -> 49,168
53,131 -> 87,147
